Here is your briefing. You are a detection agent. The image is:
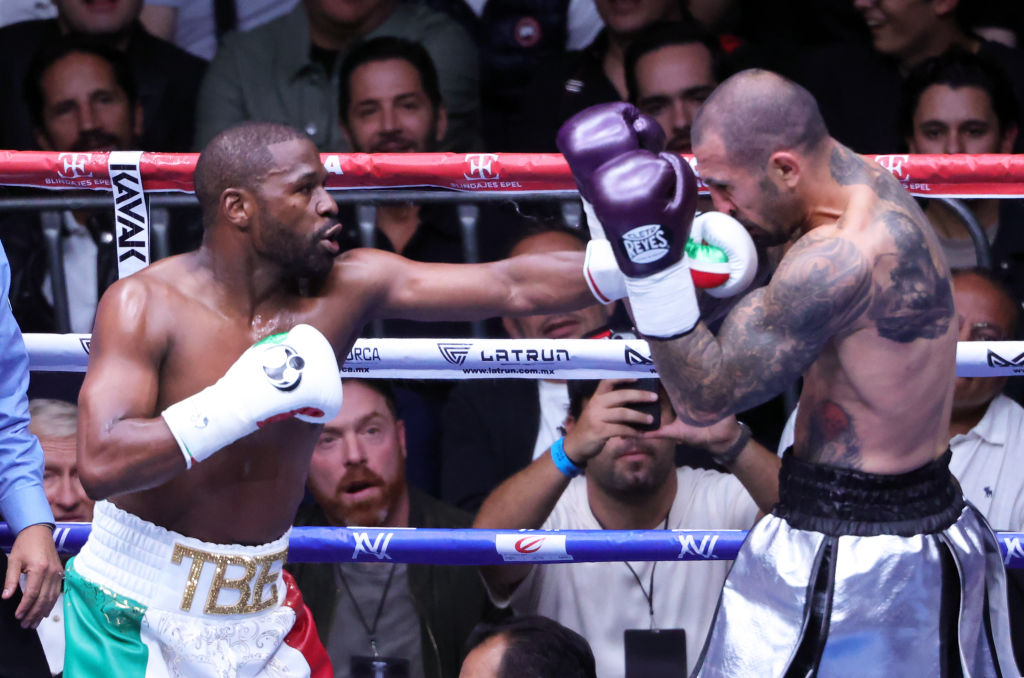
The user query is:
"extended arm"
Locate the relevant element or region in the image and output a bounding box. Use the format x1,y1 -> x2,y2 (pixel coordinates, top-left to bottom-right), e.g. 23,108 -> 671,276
650,229 -> 872,425
339,248 -> 593,323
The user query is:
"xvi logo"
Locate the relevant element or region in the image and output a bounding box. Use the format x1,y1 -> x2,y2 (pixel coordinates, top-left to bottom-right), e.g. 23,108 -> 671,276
352,532 -> 394,561
1003,536 -> 1024,567
677,534 -> 720,560
438,342 -> 472,365
57,152 -> 93,179
464,153 -> 500,180
987,349 -> 1024,368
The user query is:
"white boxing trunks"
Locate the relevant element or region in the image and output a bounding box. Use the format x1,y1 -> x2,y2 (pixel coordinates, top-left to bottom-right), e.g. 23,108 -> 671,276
63,500 -> 331,678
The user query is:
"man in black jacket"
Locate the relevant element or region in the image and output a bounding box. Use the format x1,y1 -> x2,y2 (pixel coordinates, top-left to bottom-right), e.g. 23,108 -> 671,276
290,379 -> 505,678
0,0 -> 204,152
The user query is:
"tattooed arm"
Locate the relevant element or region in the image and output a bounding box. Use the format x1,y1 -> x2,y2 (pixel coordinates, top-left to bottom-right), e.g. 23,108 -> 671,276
649,229 -> 873,425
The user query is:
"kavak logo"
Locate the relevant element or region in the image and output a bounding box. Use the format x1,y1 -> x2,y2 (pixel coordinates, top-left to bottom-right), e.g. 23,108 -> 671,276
438,342 -> 472,365
625,346 -> 654,366
464,153 -> 500,181
495,533 -> 572,562
57,152 -> 93,179
987,349 -> 1024,369
108,151 -> 150,278
677,534 -> 720,559
874,154 -> 910,181
352,532 -> 395,560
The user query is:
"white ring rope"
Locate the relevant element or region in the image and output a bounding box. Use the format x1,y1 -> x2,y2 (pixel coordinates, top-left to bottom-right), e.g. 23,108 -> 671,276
23,334 -> 1024,379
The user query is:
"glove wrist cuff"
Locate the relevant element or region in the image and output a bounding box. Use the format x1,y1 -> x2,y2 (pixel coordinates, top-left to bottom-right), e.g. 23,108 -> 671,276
625,260 -> 700,338
584,239 -> 625,304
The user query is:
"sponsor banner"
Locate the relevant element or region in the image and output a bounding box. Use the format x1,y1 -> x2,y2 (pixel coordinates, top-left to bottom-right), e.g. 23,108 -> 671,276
24,334 -> 1024,379
0,151 -> 1022,197
495,533 -> 572,562
956,341 -> 1024,377
108,151 -> 150,278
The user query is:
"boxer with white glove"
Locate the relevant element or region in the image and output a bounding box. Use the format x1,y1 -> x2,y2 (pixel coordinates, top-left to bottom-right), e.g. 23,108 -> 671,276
584,210 -> 758,303
161,324 -> 343,469
588,150 -> 703,338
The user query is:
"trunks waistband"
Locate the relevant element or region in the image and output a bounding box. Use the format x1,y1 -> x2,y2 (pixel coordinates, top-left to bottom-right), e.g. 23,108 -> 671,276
774,449 -> 964,537
72,500 -> 290,619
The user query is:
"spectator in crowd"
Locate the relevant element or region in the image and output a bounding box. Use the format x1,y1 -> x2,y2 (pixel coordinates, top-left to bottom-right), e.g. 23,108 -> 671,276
2,37 -> 201,338
1,38 -> 140,334
794,0 -> 1024,154
901,47 -> 1024,302
0,242 -> 62,678
511,0 -> 686,150
140,0 -> 301,61
624,21 -> 723,153
29,398 -> 92,677
460,616 -> 597,678
335,37 -> 511,340
195,0 -> 480,152
467,0 -> 604,149
439,225 -> 613,511
474,378 -> 777,677
289,379 -> 504,678
0,0 -> 205,152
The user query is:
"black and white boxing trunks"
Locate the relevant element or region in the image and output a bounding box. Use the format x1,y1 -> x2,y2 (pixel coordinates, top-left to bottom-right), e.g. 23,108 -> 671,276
692,450 -> 1019,678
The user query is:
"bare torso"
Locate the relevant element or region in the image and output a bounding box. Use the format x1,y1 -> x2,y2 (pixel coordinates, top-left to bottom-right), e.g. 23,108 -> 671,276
92,252 -> 370,544
792,148 -> 956,472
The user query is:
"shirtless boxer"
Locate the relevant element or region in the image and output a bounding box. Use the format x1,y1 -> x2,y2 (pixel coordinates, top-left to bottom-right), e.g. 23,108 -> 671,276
65,122 -> 598,678
561,71 -> 1019,677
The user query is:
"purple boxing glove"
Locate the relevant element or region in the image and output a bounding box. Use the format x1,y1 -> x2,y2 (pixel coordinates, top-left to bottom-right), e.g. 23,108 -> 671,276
557,102 -> 666,241
591,151 -> 701,337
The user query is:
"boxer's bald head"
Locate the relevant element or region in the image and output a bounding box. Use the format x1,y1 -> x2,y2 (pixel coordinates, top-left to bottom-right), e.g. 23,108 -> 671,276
194,122 -> 308,229
693,69 -> 828,171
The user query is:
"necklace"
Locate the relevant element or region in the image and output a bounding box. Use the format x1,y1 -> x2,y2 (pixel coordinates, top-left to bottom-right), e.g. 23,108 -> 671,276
336,563 -> 398,657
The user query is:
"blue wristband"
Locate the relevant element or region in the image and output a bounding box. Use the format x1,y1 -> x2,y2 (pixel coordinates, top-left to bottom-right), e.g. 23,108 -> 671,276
550,437 -> 585,478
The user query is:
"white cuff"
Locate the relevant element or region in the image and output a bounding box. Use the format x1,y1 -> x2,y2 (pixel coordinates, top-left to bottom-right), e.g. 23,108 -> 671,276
625,260 -> 700,338
584,239 -> 625,304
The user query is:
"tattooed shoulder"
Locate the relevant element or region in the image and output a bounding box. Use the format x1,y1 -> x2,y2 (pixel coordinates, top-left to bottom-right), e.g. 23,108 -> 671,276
869,210 -> 954,343
829,146 -> 915,209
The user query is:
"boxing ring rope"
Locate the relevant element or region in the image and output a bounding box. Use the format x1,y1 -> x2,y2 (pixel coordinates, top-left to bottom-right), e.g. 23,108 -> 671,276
21,334 -> 1024,379
6,151 -> 1024,571
2,150 -> 1023,198
3,525 -> 1023,568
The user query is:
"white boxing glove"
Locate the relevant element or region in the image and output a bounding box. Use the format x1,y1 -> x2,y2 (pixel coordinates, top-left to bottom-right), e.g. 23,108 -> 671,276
161,324 -> 343,468
688,211 -> 758,299
583,212 -> 757,305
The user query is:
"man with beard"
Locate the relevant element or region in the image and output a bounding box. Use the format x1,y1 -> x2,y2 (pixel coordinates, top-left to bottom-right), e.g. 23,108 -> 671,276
439,226 -> 615,512
69,120 -> 594,677
567,71 -> 1018,675
625,22 -> 722,155
290,379 -> 504,678
335,36 -> 514,341
474,378 -> 773,678
1,37 -> 144,334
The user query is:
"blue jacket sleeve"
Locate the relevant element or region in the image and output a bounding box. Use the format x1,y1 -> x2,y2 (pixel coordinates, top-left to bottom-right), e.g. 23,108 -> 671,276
0,241 -> 54,534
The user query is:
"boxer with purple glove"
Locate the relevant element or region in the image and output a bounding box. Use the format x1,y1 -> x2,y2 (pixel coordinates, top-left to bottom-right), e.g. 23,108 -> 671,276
589,150 -> 704,338
558,103 -> 756,305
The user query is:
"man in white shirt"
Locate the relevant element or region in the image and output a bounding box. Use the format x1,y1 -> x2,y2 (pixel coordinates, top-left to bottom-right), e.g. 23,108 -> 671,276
474,378 -> 780,678
947,267 -> 1024,530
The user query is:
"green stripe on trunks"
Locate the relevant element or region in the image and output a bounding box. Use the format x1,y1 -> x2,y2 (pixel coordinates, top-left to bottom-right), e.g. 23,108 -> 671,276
63,557 -> 150,677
